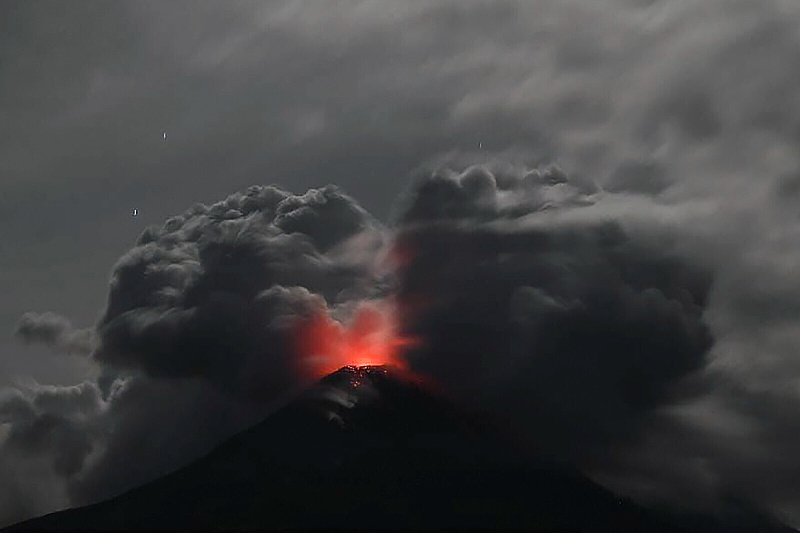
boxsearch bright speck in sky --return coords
[132,208,139,217]
[162,132,167,140]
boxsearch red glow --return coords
[292,300,421,378]
[384,239,415,270]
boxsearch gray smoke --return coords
[395,163,713,466]
[6,0,800,528]
[2,184,389,524]
[15,312,94,356]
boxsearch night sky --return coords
[4,0,800,528]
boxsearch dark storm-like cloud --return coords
[4,161,800,529]
[395,164,713,465]
[1,183,388,525]
[393,159,800,525]
[5,0,800,528]
[14,312,94,355]
[94,184,380,399]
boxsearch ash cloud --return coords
[1,184,388,525]
[15,312,94,356]
[394,156,800,525]
[94,184,381,399]
[395,164,714,465]
[0,382,103,525]
[6,0,800,528]
[4,165,800,529]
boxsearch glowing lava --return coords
[293,300,420,378]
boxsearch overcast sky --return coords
[4,0,800,527]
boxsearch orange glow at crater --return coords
[293,300,421,378]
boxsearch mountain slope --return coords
[7,366,794,531]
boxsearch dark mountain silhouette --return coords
[7,366,795,531]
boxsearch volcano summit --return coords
[7,366,793,531]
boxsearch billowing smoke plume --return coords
[92,184,385,400]
[1,184,391,522]
[394,164,714,466]
[7,1,800,527]
[0,382,103,525]
[393,159,800,523]
[4,162,800,527]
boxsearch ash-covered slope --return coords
[7,366,794,531]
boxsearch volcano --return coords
[7,366,794,531]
